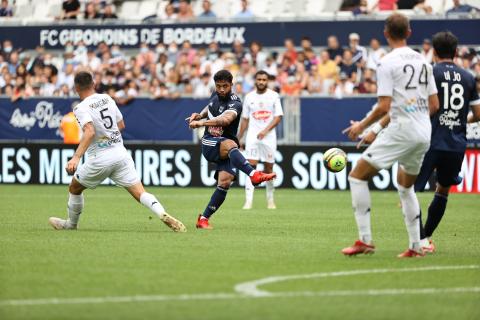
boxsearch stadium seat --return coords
[322,0,343,12]
[119,1,140,20]
[14,4,34,19]
[134,0,159,20]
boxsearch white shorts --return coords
[362,125,430,175]
[244,138,276,163]
[75,155,140,189]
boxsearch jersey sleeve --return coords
[241,94,250,119]
[73,106,93,129]
[426,64,438,96]
[273,94,284,117]
[227,100,242,117]
[376,62,393,97]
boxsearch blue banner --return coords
[1,19,479,50]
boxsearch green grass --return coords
[0,185,479,320]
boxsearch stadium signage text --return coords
[39,27,246,47]
[1,144,479,193]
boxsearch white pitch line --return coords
[1,265,479,307]
[234,265,480,297]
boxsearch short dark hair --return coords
[255,70,269,78]
[385,13,410,40]
[432,31,458,60]
[213,69,233,83]
[74,71,94,91]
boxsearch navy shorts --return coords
[201,136,237,178]
[415,150,464,191]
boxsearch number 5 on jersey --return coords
[100,108,113,129]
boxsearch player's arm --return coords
[189,110,237,128]
[238,117,249,142]
[66,122,95,174]
[343,96,391,141]
[258,116,282,140]
[428,94,440,116]
[356,114,390,149]
[117,120,125,131]
[467,104,480,123]
[188,106,209,124]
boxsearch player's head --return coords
[213,69,233,98]
[74,71,95,95]
[432,31,458,61]
[254,70,269,93]
[384,13,411,43]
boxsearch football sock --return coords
[202,186,228,219]
[424,193,448,238]
[228,148,255,176]
[245,175,254,203]
[266,180,274,201]
[66,193,84,228]
[397,185,421,251]
[140,192,166,219]
[419,209,427,239]
[348,176,372,244]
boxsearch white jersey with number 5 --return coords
[377,46,437,141]
[242,88,284,143]
[73,93,128,165]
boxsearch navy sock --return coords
[419,209,426,239]
[424,193,448,238]
[228,148,254,176]
[202,186,228,219]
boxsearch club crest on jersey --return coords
[219,105,225,113]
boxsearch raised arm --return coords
[189,110,237,128]
[66,122,95,174]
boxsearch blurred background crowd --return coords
[1,0,480,105]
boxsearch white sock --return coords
[420,238,430,247]
[266,180,274,202]
[249,170,257,177]
[140,192,166,220]
[245,175,254,203]
[348,176,372,244]
[398,185,421,251]
[67,193,84,227]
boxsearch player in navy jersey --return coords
[414,31,480,252]
[188,70,276,229]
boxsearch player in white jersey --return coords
[238,70,283,209]
[341,13,439,257]
[48,71,186,232]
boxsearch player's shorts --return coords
[362,125,430,175]
[414,150,464,191]
[74,155,140,189]
[244,138,276,163]
[201,136,237,178]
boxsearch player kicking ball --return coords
[414,31,480,252]
[342,13,439,257]
[188,70,276,229]
[238,70,283,210]
[48,71,186,232]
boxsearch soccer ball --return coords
[323,148,347,172]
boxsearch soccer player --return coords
[414,31,480,252]
[238,70,283,209]
[48,71,186,232]
[342,13,439,258]
[188,70,276,229]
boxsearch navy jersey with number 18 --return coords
[430,62,480,152]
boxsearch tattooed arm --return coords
[189,110,237,128]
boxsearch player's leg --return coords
[49,177,87,230]
[342,158,378,255]
[219,139,276,185]
[112,156,186,232]
[243,159,258,210]
[196,170,234,229]
[261,142,277,209]
[396,167,424,257]
[423,151,464,242]
[264,162,276,209]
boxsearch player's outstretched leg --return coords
[128,183,186,233]
[420,184,449,253]
[49,178,86,230]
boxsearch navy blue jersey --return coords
[203,92,243,144]
[430,62,480,152]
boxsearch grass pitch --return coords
[0,185,479,320]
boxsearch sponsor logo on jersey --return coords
[252,110,272,121]
[208,126,224,137]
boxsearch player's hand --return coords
[356,130,377,149]
[189,120,204,129]
[257,130,268,140]
[187,113,202,124]
[342,120,364,141]
[66,156,80,175]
